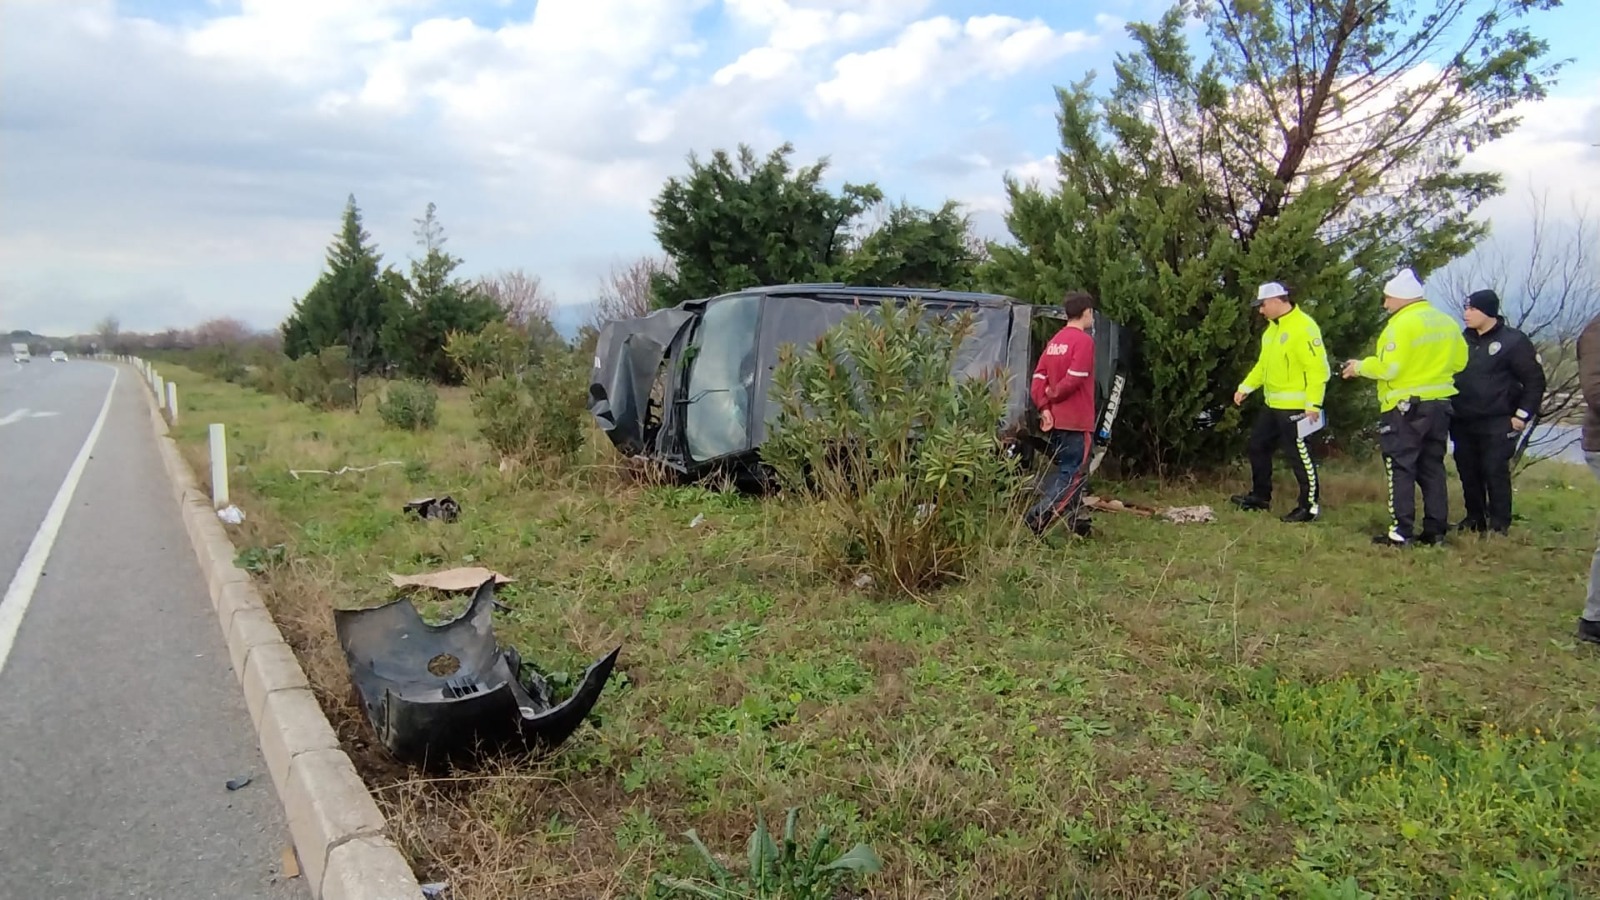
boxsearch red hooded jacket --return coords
[1030,324,1096,433]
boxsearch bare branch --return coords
[191,317,257,348]
[590,255,673,329]
[477,268,554,330]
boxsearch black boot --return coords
[1281,506,1318,523]
[1231,493,1271,512]
[1579,618,1600,645]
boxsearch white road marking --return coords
[0,369,119,678]
[0,410,60,428]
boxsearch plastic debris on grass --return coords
[335,577,620,770]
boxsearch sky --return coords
[2,0,1598,338]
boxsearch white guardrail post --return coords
[209,423,229,509]
[166,381,178,424]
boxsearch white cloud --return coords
[714,46,800,85]
[1463,83,1600,220]
[812,14,1098,118]
[183,0,423,82]
[712,0,929,86]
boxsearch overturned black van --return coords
[586,283,1131,489]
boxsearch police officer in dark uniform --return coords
[1450,289,1546,535]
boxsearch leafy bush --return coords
[652,807,883,899]
[377,380,438,431]
[762,300,1025,595]
[446,321,589,469]
[182,346,249,383]
[280,345,358,410]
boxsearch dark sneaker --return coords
[1455,517,1486,534]
[1416,531,1447,547]
[1579,618,1600,644]
[1231,494,1271,512]
[1281,506,1319,523]
[1071,516,1093,538]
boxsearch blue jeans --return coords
[1026,430,1093,533]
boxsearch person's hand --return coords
[1233,391,1246,406]
[1511,416,1527,433]
[1040,409,1054,432]
[1305,409,1321,425]
[1340,359,1360,379]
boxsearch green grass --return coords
[159,364,1600,899]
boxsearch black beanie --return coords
[1466,289,1501,319]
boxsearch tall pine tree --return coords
[380,203,504,384]
[281,194,388,375]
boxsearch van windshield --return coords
[684,293,761,462]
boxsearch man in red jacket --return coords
[1025,290,1098,536]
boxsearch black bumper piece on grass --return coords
[333,578,620,769]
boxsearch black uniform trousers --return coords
[1450,417,1518,532]
[1247,408,1319,510]
[1378,399,1452,539]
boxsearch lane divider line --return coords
[0,368,118,677]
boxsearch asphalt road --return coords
[0,359,306,900]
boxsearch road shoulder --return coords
[132,361,425,900]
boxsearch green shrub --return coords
[466,374,536,462]
[762,299,1026,595]
[183,346,249,383]
[377,380,438,431]
[446,322,589,469]
[282,345,358,411]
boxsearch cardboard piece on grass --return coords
[388,567,514,592]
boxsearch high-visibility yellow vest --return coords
[1239,306,1331,410]
[1356,301,1469,412]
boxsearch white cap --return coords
[1253,282,1288,307]
[1383,268,1425,301]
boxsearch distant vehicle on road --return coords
[11,343,29,363]
[49,350,67,362]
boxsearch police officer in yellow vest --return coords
[1231,281,1331,522]
[1341,268,1468,547]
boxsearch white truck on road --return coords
[11,342,30,363]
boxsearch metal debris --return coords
[404,496,461,523]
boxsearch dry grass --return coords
[162,364,1600,900]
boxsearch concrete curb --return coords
[130,364,426,900]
